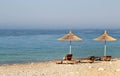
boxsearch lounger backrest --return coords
[65,54,72,60]
[87,56,95,61]
[101,56,112,61]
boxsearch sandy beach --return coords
[0,58,119,76]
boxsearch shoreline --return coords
[0,57,120,66]
[0,60,53,66]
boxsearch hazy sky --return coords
[0,0,120,29]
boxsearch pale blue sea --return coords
[0,29,119,64]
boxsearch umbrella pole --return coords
[69,41,72,54]
[104,40,107,56]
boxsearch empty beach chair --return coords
[101,56,112,61]
[79,56,95,63]
[64,54,73,60]
[56,54,78,64]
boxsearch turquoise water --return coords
[0,29,119,64]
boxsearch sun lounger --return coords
[94,56,112,61]
[101,56,112,61]
[80,59,93,63]
[64,54,73,60]
[56,54,79,64]
[79,56,95,63]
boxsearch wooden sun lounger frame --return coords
[56,54,79,64]
[100,56,112,61]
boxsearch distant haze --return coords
[0,0,120,29]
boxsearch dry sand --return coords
[0,58,120,76]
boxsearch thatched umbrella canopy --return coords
[58,30,82,54]
[94,30,117,56]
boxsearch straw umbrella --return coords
[58,30,82,54]
[94,30,117,56]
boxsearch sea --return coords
[0,29,119,64]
